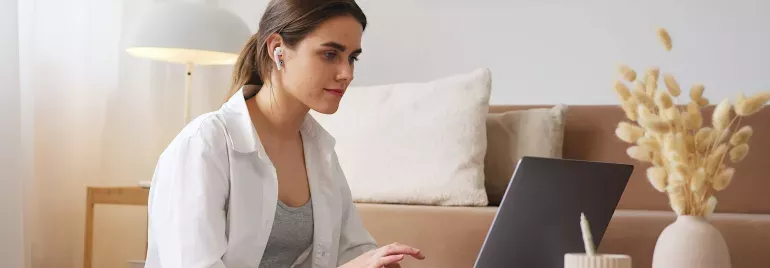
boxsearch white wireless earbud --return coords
[273,47,283,70]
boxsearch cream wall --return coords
[351,0,770,105]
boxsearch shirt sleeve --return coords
[333,151,379,266]
[148,133,230,268]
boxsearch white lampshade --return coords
[124,2,252,65]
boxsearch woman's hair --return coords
[226,0,367,101]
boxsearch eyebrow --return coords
[321,41,362,54]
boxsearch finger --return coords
[378,244,425,260]
[375,254,404,267]
[382,244,425,260]
[379,244,418,256]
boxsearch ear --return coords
[266,33,284,62]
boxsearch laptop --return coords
[473,156,633,268]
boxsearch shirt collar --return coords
[221,87,336,156]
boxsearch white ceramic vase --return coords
[652,216,731,268]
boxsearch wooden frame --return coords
[83,186,150,268]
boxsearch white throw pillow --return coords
[312,68,492,206]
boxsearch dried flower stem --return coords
[695,114,743,214]
[707,116,741,166]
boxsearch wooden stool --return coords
[83,186,150,268]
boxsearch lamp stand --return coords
[184,62,193,123]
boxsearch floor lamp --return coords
[124,2,251,124]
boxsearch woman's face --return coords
[273,15,363,114]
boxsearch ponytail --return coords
[225,33,263,103]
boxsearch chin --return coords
[310,102,340,115]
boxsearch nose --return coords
[336,63,354,83]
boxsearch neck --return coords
[247,83,308,139]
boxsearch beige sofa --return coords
[355,105,770,268]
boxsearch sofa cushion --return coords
[484,105,567,205]
[313,68,492,206]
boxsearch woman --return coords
[143,0,425,267]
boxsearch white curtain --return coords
[14,0,263,267]
[1,0,27,267]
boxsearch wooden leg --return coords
[84,188,94,268]
[145,218,148,258]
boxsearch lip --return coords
[324,88,345,97]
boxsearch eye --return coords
[323,51,337,60]
[349,56,359,64]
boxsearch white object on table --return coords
[581,212,596,256]
[567,212,633,267]
[564,253,632,268]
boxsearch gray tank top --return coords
[258,199,314,268]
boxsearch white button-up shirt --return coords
[144,88,378,268]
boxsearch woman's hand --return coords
[340,243,425,268]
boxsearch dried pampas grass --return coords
[647,167,668,192]
[611,27,769,217]
[614,80,631,101]
[663,74,681,97]
[729,144,749,163]
[697,97,710,107]
[695,127,716,154]
[618,64,637,82]
[690,84,710,107]
[712,99,733,131]
[645,70,659,94]
[655,90,674,110]
[683,102,703,130]
[663,107,681,124]
[712,168,735,191]
[615,122,645,143]
[657,28,672,51]
[621,100,639,121]
[735,92,770,116]
[689,168,708,193]
[633,88,656,111]
[707,144,728,175]
[645,68,660,83]
[627,146,652,162]
[730,126,753,145]
[690,84,704,100]
[637,136,661,152]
